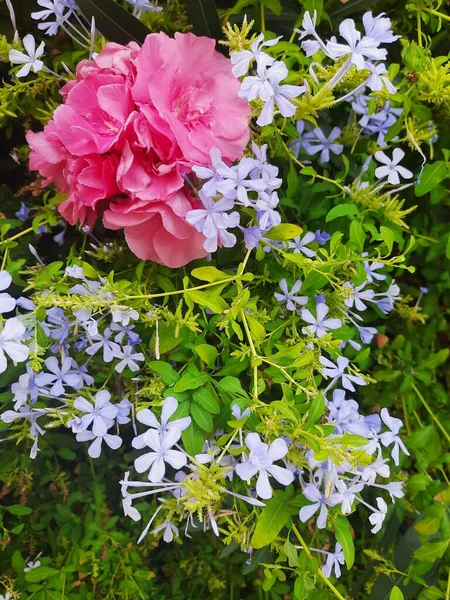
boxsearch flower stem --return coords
[291,523,347,600]
[0,226,34,247]
[421,7,450,23]
[412,383,450,444]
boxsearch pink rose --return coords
[103,190,207,268]
[26,33,250,267]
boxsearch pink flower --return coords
[26,33,250,267]
[103,190,207,268]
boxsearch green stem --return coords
[412,383,450,444]
[291,524,347,600]
[260,2,265,31]
[240,309,259,400]
[417,10,423,47]
[0,226,34,247]
[124,276,238,301]
[421,7,450,22]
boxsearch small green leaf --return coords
[190,402,213,432]
[414,539,449,563]
[305,395,325,427]
[349,220,365,253]
[380,226,396,254]
[326,204,359,222]
[194,344,218,368]
[267,223,303,241]
[181,422,204,455]
[4,505,33,516]
[193,388,220,414]
[25,566,60,582]
[334,516,355,569]
[389,587,404,600]
[415,162,448,197]
[216,376,248,397]
[184,289,228,313]
[174,366,209,393]
[251,491,291,549]
[148,361,181,385]
[190,266,229,282]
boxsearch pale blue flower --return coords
[288,232,316,257]
[301,304,342,338]
[74,390,118,436]
[274,279,308,311]
[303,127,343,164]
[235,433,294,499]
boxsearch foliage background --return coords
[0,0,449,598]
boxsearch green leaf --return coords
[349,220,365,253]
[384,115,404,143]
[173,367,208,393]
[414,539,449,563]
[305,395,325,427]
[418,349,449,370]
[267,223,303,241]
[25,566,60,582]
[251,491,291,549]
[151,323,180,354]
[190,402,213,431]
[193,388,220,414]
[246,314,266,342]
[194,344,218,368]
[380,226,396,254]
[334,516,355,569]
[300,270,328,294]
[4,504,33,516]
[184,289,229,313]
[181,423,204,455]
[216,376,248,397]
[185,0,224,48]
[76,0,150,45]
[389,587,404,600]
[326,204,359,222]
[148,361,180,385]
[415,162,448,197]
[190,266,229,282]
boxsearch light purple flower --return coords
[73,390,118,436]
[378,408,409,466]
[299,483,334,529]
[76,430,122,458]
[134,428,188,483]
[132,396,191,449]
[115,345,144,373]
[0,271,16,314]
[275,279,308,311]
[302,304,342,338]
[319,356,366,391]
[375,149,413,185]
[38,356,82,396]
[326,19,387,70]
[322,543,345,578]
[288,232,316,257]
[235,433,294,499]
[303,127,343,164]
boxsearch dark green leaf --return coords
[77,0,150,45]
[190,402,213,431]
[251,491,291,549]
[185,0,224,49]
[415,162,448,197]
[334,516,355,569]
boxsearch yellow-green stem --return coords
[412,383,450,444]
[291,523,347,600]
